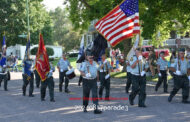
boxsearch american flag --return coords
[95,0,140,47]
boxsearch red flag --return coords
[35,34,50,81]
[95,0,140,47]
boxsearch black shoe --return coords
[129,95,134,105]
[125,88,129,93]
[41,98,45,101]
[65,89,71,93]
[36,86,39,88]
[182,100,190,104]
[83,108,87,113]
[99,95,102,100]
[59,87,62,92]
[168,96,172,102]
[23,93,26,96]
[164,91,168,93]
[105,97,110,101]
[94,109,102,114]
[29,94,34,97]
[50,99,55,102]
[4,89,8,91]
[138,104,147,107]
[78,83,81,86]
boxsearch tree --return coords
[65,0,139,72]
[0,0,53,47]
[140,0,190,46]
[49,7,81,52]
[31,47,54,56]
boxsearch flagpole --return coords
[26,0,30,35]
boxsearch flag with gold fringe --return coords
[35,34,50,81]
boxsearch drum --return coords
[66,69,76,79]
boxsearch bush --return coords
[31,47,54,56]
[68,53,78,57]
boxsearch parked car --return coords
[141,46,170,59]
[118,45,170,66]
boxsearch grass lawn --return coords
[51,57,77,68]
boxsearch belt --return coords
[99,71,107,73]
[100,70,107,73]
[0,72,7,75]
[160,70,167,71]
[174,73,187,77]
[131,73,140,76]
[83,77,96,80]
[60,70,67,72]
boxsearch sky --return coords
[42,0,65,11]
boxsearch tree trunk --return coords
[122,38,132,72]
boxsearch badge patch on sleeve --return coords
[130,57,133,61]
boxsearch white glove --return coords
[60,69,63,72]
[138,55,143,61]
[85,73,91,78]
[97,82,100,87]
[3,65,6,68]
[105,74,110,79]
[176,70,182,75]
[158,73,162,77]
[188,76,190,81]
[49,70,53,73]
[103,60,107,64]
[141,71,146,76]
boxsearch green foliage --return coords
[49,7,81,52]
[0,0,53,46]
[65,0,190,48]
[30,47,54,56]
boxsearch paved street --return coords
[0,71,190,122]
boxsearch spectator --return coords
[148,49,157,77]
[12,56,18,72]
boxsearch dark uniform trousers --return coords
[34,70,41,88]
[169,74,189,101]
[129,74,146,106]
[126,72,132,92]
[41,76,54,100]
[59,70,69,91]
[22,73,34,96]
[78,75,83,85]
[99,72,110,99]
[83,78,98,108]
[156,70,168,92]
[0,73,8,90]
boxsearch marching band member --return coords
[98,54,112,100]
[0,53,8,91]
[57,53,72,93]
[125,59,132,93]
[129,48,149,107]
[168,48,190,103]
[22,57,34,97]
[80,51,102,114]
[41,62,55,102]
[34,59,41,88]
[155,51,168,93]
